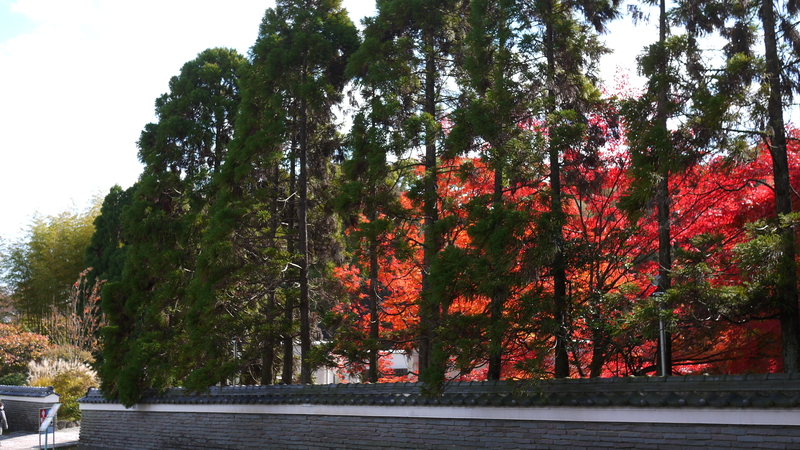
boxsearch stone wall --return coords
[78,409,800,450]
[77,375,800,450]
[0,386,60,432]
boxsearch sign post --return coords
[38,403,60,450]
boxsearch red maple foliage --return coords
[328,105,800,380]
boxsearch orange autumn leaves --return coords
[330,124,800,381]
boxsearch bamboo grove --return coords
[81,0,800,406]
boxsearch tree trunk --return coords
[368,199,380,383]
[419,30,440,380]
[263,338,275,385]
[654,0,673,376]
[488,166,506,381]
[656,176,672,375]
[299,80,311,384]
[282,307,294,384]
[545,0,570,379]
[551,147,569,378]
[262,292,276,385]
[588,327,608,378]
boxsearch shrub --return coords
[42,345,94,365]
[0,324,50,375]
[28,359,97,420]
[0,372,27,386]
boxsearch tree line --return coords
[3,0,800,406]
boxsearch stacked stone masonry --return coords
[77,411,800,450]
[0,385,60,432]
[77,374,800,450]
[4,399,44,432]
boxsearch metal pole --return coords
[232,337,239,386]
[652,275,669,377]
[658,294,668,377]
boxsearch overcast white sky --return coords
[0,0,653,241]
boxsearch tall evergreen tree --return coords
[621,0,677,375]
[99,48,245,406]
[335,110,410,382]
[446,0,543,381]
[681,0,800,371]
[622,0,775,375]
[347,0,467,391]
[758,0,800,372]
[534,0,619,378]
[187,0,358,387]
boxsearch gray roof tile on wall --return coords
[78,374,800,409]
[0,385,56,397]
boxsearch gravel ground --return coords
[0,427,80,449]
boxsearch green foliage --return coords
[620,0,745,221]
[84,185,136,287]
[625,294,677,341]
[80,0,800,392]
[734,213,800,304]
[98,48,245,407]
[0,202,100,331]
[0,372,27,386]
